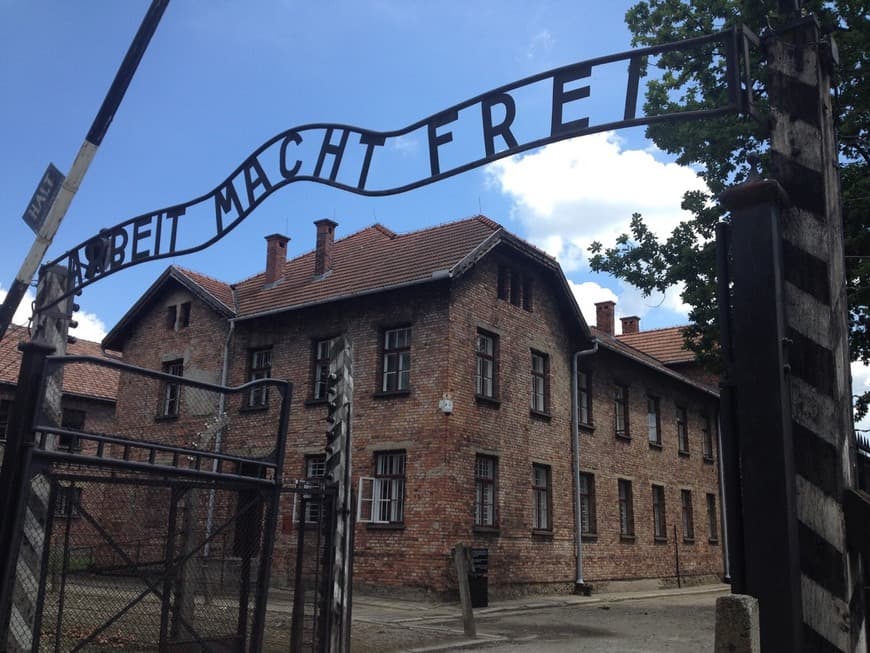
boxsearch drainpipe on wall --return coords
[572,338,598,594]
[204,318,235,555]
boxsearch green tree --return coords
[588,0,870,420]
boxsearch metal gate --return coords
[0,349,292,652]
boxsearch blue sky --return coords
[1,0,706,338]
[4,2,867,427]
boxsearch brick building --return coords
[0,324,119,447]
[102,215,723,596]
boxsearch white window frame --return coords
[475,332,496,398]
[382,327,411,392]
[357,451,406,524]
[247,348,272,407]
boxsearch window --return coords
[381,327,411,393]
[303,455,326,524]
[647,395,661,447]
[161,360,183,417]
[59,408,85,451]
[179,302,191,328]
[496,265,533,311]
[55,485,82,518]
[247,348,272,408]
[530,351,549,414]
[681,489,695,542]
[0,399,12,439]
[474,455,497,527]
[706,493,719,543]
[618,479,635,538]
[532,464,551,531]
[702,414,715,461]
[676,406,689,454]
[358,451,406,524]
[497,266,509,300]
[579,472,597,535]
[166,302,191,330]
[475,331,498,399]
[652,484,667,541]
[312,339,332,400]
[510,271,522,306]
[614,384,629,439]
[577,370,591,425]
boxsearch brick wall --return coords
[576,348,723,585]
[105,249,723,596]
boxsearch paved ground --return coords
[348,584,728,652]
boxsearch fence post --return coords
[0,340,54,649]
[453,544,476,638]
[719,16,868,651]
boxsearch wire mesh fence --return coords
[36,468,273,652]
[2,354,295,652]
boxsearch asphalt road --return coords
[350,591,720,652]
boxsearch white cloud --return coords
[568,279,690,333]
[389,135,420,157]
[486,131,707,272]
[567,280,617,327]
[0,284,107,343]
[524,29,554,61]
[853,361,870,435]
[0,284,37,328]
[73,309,108,343]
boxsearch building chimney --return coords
[621,316,640,335]
[314,218,338,277]
[264,234,289,285]
[595,301,616,335]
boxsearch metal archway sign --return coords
[46,27,757,302]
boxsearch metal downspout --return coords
[204,318,235,554]
[572,339,598,591]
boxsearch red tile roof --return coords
[592,326,716,397]
[0,325,119,401]
[234,216,503,318]
[175,267,235,312]
[616,326,695,365]
[104,215,590,348]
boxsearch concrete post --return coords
[715,595,760,653]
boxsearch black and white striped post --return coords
[325,337,353,653]
[720,16,867,652]
[0,0,169,342]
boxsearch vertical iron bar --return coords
[715,220,744,591]
[290,494,307,653]
[317,495,336,652]
[32,469,56,653]
[725,27,742,113]
[249,487,278,653]
[673,524,682,589]
[343,491,356,653]
[236,501,253,648]
[624,56,642,121]
[158,487,181,653]
[53,481,74,653]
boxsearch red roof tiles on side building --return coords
[616,325,695,365]
[0,324,119,401]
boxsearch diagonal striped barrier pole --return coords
[0,0,169,342]
[721,15,867,652]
